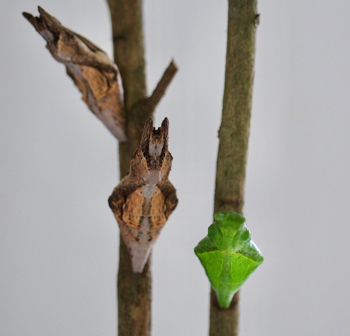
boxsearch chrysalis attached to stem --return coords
[195,212,264,308]
[23,7,126,141]
[109,118,178,273]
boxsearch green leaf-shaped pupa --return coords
[194,212,264,308]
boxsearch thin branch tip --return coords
[169,59,178,71]
[146,60,178,114]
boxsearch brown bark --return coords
[105,2,151,333]
[106,1,177,335]
[210,1,258,335]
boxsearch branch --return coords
[22,3,178,336]
[22,7,127,141]
[147,60,178,113]
[106,0,178,331]
[129,60,178,125]
[106,0,154,335]
[210,0,258,335]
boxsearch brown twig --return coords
[106,0,178,335]
[210,0,258,335]
[147,60,178,112]
[128,60,178,132]
[106,0,152,332]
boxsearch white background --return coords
[1,1,350,335]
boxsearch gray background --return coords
[1,1,350,335]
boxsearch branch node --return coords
[254,13,261,27]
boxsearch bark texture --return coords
[210,1,258,335]
[106,1,177,335]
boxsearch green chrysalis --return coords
[194,212,264,308]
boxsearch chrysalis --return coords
[109,118,178,273]
[194,212,264,308]
[23,7,126,141]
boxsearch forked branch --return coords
[129,60,178,128]
[23,7,178,144]
[148,60,178,113]
[23,5,178,336]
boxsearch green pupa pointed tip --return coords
[216,290,236,308]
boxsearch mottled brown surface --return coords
[23,7,126,141]
[122,187,166,231]
[109,118,177,273]
[23,4,178,335]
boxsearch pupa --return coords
[108,117,178,272]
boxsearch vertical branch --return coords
[210,1,258,335]
[106,2,177,335]
[106,1,151,335]
[23,4,177,335]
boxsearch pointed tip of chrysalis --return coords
[216,289,236,308]
[130,247,152,273]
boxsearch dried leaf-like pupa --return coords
[23,7,126,141]
[109,118,178,272]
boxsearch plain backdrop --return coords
[1,1,350,335]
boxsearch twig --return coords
[107,1,151,334]
[147,60,178,112]
[210,0,258,335]
[106,0,178,335]
[129,60,178,128]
